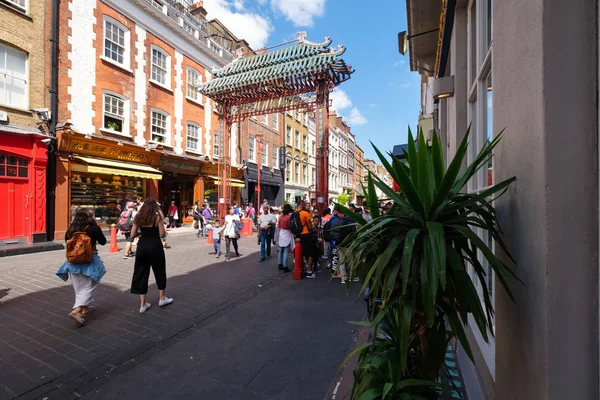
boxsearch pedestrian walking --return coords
[297,200,317,278]
[56,209,107,326]
[117,202,136,258]
[193,201,204,238]
[220,205,241,261]
[129,197,173,313]
[202,203,213,237]
[211,219,222,258]
[330,206,358,284]
[257,204,277,262]
[167,201,178,229]
[246,202,256,227]
[277,204,294,272]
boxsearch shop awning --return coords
[207,175,246,188]
[72,156,163,180]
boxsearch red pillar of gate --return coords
[315,79,330,215]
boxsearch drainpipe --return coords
[47,0,59,241]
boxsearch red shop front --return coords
[0,126,49,244]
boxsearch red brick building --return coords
[52,0,248,237]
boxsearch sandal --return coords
[68,312,85,326]
[81,305,95,316]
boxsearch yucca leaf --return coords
[417,128,433,213]
[399,303,413,373]
[431,132,445,188]
[420,247,435,327]
[407,127,418,185]
[452,224,522,289]
[401,229,419,295]
[366,173,381,219]
[357,388,383,400]
[426,222,446,290]
[429,124,471,216]
[439,300,474,362]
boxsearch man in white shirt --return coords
[257,204,277,262]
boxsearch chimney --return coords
[189,1,208,18]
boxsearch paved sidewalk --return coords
[0,232,364,399]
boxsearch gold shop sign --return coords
[69,141,150,163]
[159,158,201,173]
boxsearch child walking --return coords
[212,220,222,258]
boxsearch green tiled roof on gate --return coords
[197,35,354,104]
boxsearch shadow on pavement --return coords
[0,236,364,400]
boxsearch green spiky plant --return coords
[339,127,518,399]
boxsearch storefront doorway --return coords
[159,172,196,224]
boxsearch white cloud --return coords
[348,107,368,125]
[369,104,377,108]
[393,60,406,67]
[202,0,273,49]
[330,88,352,111]
[270,0,326,27]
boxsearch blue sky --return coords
[202,0,421,160]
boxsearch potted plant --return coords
[340,128,518,399]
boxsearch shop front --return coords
[200,162,245,213]
[55,130,162,238]
[244,163,284,208]
[0,126,49,244]
[157,154,202,225]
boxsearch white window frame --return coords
[286,158,291,182]
[186,67,202,104]
[186,122,201,153]
[272,114,279,130]
[248,134,256,163]
[150,45,171,89]
[295,130,300,150]
[302,134,308,153]
[261,114,268,126]
[5,0,27,12]
[294,160,300,183]
[0,43,28,110]
[102,17,130,71]
[286,125,292,146]
[273,145,279,169]
[302,163,307,185]
[150,109,171,145]
[466,0,496,379]
[148,0,164,13]
[207,39,222,56]
[101,90,130,136]
[261,142,268,167]
[213,131,220,158]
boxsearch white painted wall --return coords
[173,50,184,154]
[203,70,212,156]
[67,0,96,134]
[134,25,147,146]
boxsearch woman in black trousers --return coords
[129,198,173,313]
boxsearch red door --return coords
[0,179,31,242]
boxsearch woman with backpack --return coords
[117,201,136,258]
[129,197,173,313]
[277,204,294,273]
[56,209,107,326]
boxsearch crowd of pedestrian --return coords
[56,194,374,327]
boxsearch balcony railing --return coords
[144,0,234,62]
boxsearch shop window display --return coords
[70,173,144,225]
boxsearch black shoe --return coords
[278,264,284,270]
[283,267,291,273]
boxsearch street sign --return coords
[279,146,286,169]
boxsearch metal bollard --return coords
[109,224,119,253]
[293,237,303,280]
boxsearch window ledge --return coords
[185,96,205,107]
[0,103,30,114]
[99,128,132,138]
[150,140,172,148]
[149,80,173,93]
[99,56,134,74]
[185,148,203,155]
[0,1,31,20]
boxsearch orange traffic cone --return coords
[207,232,214,245]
